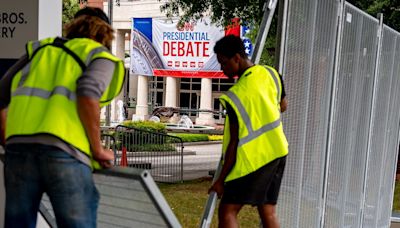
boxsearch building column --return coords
[165,77,177,107]
[112,29,126,122]
[133,75,149,120]
[196,78,215,125]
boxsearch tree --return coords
[160,0,266,27]
[160,0,277,65]
[348,0,400,31]
[62,0,80,27]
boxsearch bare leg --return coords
[257,204,280,228]
[218,203,243,228]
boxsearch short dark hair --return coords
[214,35,247,58]
[74,7,110,25]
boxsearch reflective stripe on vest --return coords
[85,46,109,65]
[13,38,124,107]
[7,37,125,170]
[13,86,77,101]
[265,66,281,102]
[225,91,281,147]
[220,65,288,182]
[18,41,42,88]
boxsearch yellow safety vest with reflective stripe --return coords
[220,65,288,182]
[6,37,125,169]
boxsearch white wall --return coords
[38,0,62,39]
[104,0,166,30]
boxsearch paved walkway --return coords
[181,143,222,181]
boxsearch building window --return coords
[212,78,235,92]
[149,76,165,108]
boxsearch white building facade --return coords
[105,0,236,125]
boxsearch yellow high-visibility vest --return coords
[220,65,288,182]
[6,37,125,169]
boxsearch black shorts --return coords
[221,156,286,206]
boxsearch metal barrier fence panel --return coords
[113,125,184,183]
[277,0,340,227]
[362,25,397,228]
[375,27,400,228]
[280,0,400,227]
[324,3,379,228]
[379,33,400,227]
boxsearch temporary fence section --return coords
[113,125,184,183]
[39,167,181,228]
[278,0,400,228]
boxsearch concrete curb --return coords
[182,141,222,146]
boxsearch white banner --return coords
[130,18,226,78]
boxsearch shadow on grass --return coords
[158,177,261,227]
[159,180,400,227]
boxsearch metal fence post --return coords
[320,1,346,227]
[359,13,383,227]
[251,0,279,64]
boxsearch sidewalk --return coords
[181,143,222,181]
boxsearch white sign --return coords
[152,19,224,72]
[131,18,226,78]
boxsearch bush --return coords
[208,135,223,141]
[117,143,176,152]
[122,120,166,133]
[169,133,209,142]
[116,121,170,151]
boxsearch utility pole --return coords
[105,0,113,126]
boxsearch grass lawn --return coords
[394,181,399,212]
[159,180,400,227]
[158,178,259,227]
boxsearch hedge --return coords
[122,120,166,133]
[169,133,223,142]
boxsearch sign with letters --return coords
[0,0,61,59]
[0,0,38,59]
[130,18,252,78]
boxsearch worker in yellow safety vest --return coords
[0,7,124,228]
[209,35,288,228]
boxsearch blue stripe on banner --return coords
[133,18,153,42]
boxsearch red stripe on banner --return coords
[153,69,228,79]
[225,18,240,36]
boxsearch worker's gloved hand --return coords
[93,148,115,168]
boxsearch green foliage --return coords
[160,0,280,66]
[169,133,209,142]
[122,120,167,133]
[121,143,176,152]
[394,181,400,212]
[168,133,223,142]
[208,134,223,141]
[160,0,265,28]
[158,179,259,227]
[348,0,400,31]
[62,0,80,27]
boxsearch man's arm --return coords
[209,104,239,197]
[0,109,6,146]
[279,74,288,112]
[77,96,114,167]
[76,59,116,168]
[0,54,29,146]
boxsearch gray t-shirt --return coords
[0,53,116,167]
